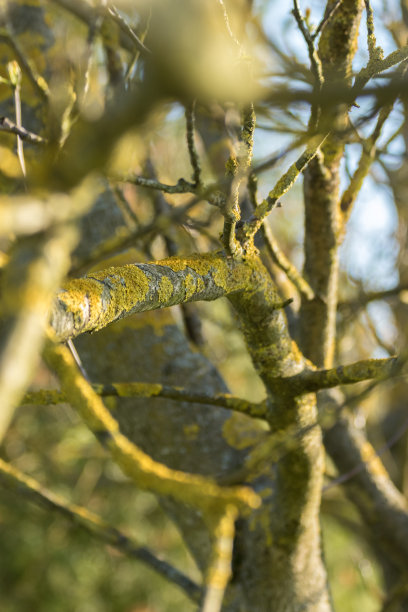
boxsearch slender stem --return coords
[0,457,202,603]
[185,101,202,187]
[0,116,46,143]
[22,382,268,419]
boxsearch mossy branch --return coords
[0,457,202,603]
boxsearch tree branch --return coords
[50,252,276,342]
[285,357,399,393]
[42,341,260,517]
[0,115,46,144]
[22,382,268,419]
[0,457,202,603]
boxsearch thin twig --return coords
[185,101,202,187]
[364,0,378,60]
[243,132,328,241]
[22,382,268,419]
[0,457,202,603]
[124,175,197,194]
[0,30,49,100]
[7,62,26,177]
[200,507,237,612]
[323,414,408,492]
[312,0,344,41]
[262,222,315,300]
[0,116,46,144]
[107,5,151,57]
[292,1,324,88]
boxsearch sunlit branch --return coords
[0,225,78,444]
[364,0,378,61]
[200,506,237,612]
[0,457,202,603]
[353,44,408,94]
[50,252,266,342]
[8,61,26,177]
[43,342,260,516]
[292,0,324,112]
[262,222,315,301]
[0,30,49,100]
[340,99,396,217]
[243,132,328,241]
[284,357,399,394]
[106,5,151,57]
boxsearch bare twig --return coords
[0,116,46,144]
[0,30,49,100]
[185,101,202,187]
[243,132,328,241]
[292,1,324,88]
[124,175,196,194]
[262,222,315,301]
[7,62,26,177]
[107,5,151,57]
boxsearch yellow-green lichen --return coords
[111,382,164,398]
[225,155,238,176]
[222,413,264,450]
[184,273,197,300]
[183,423,200,440]
[157,275,174,303]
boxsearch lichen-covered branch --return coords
[243,132,328,242]
[22,383,268,419]
[0,457,202,603]
[42,341,260,517]
[340,62,406,219]
[50,252,272,342]
[299,0,363,368]
[285,357,399,393]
